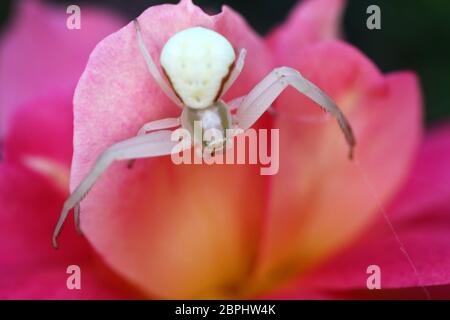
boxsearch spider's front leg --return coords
[52,130,183,248]
[234,67,356,158]
[127,117,180,169]
[134,19,183,108]
[136,117,180,136]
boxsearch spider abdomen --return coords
[160,27,235,109]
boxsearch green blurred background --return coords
[1,0,449,126]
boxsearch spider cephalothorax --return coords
[52,19,355,248]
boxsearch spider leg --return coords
[227,96,244,113]
[52,130,183,249]
[227,66,299,117]
[127,117,180,169]
[235,67,356,158]
[220,48,247,98]
[134,19,183,107]
[136,117,180,136]
[74,203,82,235]
[227,96,275,118]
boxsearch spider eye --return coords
[160,27,235,109]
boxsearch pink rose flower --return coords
[1,0,449,299]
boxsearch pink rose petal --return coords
[0,0,134,299]
[388,124,450,221]
[269,283,450,300]
[0,0,123,135]
[287,124,450,294]
[0,164,134,299]
[4,94,73,171]
[267,0,345,59]
[253,41,422,294]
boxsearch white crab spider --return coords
[52,19,355,248]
